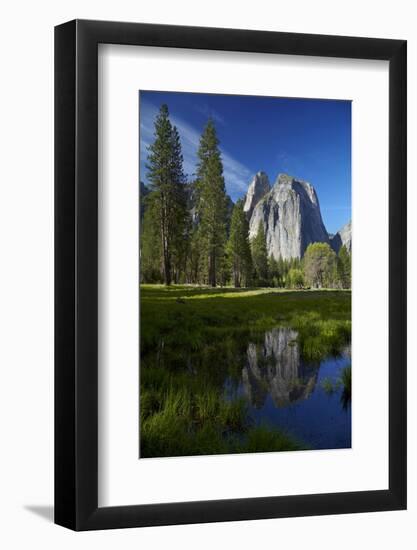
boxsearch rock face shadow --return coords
[24,505,54,523]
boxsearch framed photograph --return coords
[55,19,406,530]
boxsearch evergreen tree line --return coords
[141,104,351,289]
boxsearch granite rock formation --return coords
[329,220,352,254]
[248,173,330,260]
[243,171,271,219]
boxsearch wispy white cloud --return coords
[194,103,226,126]
[221,152,253,196]
[139,99,253,200]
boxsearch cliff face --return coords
[243,171,271,219]
[248,174,329,260]
[330,220,352,254]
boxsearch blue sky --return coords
[139,91,351,234]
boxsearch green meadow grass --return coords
[140,382,303,458]
[140,285,351,356]
[140,285,351,457]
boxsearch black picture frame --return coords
[55,19,407,531]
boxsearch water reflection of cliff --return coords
[242,328,319,409]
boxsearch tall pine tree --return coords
[146,105,188,285]
[169,125,190,283]
[196,119,228,287]
[140,195,162,283]
[251,222,269,285]
[227,200,252,287]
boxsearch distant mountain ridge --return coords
[329,220,352,254]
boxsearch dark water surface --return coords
[145,326,351,452]
[224,328,351,450]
